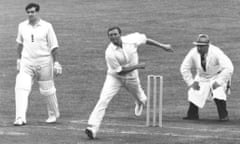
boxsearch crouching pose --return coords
[180,34,234,121]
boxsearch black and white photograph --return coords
[0,0,240,143]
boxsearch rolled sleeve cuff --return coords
[136,33,147,45]
[51,45,59,50]
[141,34,147,44]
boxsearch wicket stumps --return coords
[146,75,163,127]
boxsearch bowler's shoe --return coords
[134,99,146,116]
[46,116,57,123]
[219,116,229,122]
[183,116,199,120]
[46,113,60,123]
[134,102,144,116]
[85,127,96,139]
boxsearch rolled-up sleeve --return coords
[123,32,147,47]
[134,33,147,46]
[16,24,23,44]
[47,24,59,50]
[180,49,195,86]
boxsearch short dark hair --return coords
[107,26,121,35]
[25,3,40,12]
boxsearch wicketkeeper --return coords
[180,34,234,121]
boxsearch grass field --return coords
[1,0,240,143]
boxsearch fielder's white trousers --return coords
[188,76,229,108]
[88,74,147,131]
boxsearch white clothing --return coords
[15,61,59,121]
[88,32,147,131]
[188,76,229,108]
[16,19,58,65]
[88,75,146,127]
[106,32,147,79]
[15,19,59,123]
[180,44,234,108]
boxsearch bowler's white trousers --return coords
[188,76,229,108]
[88,74,147,130]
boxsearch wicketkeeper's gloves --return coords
[54,61,62,76]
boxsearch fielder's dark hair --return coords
[25,3,40,12]
[107,26,122,35]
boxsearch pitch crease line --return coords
[70,119,240,133]
[26,125,240,141]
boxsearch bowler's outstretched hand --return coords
[164,44,174,52]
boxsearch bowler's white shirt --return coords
[180,44,234,86]
[105,32,147,79]
[16,19,59,65]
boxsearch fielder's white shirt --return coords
[16,19,59,65]
[105,32,147,79]
[180,44,234,87]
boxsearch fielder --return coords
[14,3,62,126]
[85,26,173,139]
[180,34,233,121]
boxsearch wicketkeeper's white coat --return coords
[180,44,234,108]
